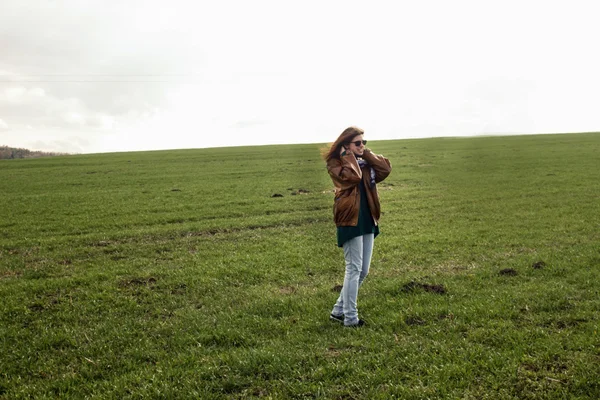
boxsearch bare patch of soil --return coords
[531,261,546,269]
[332,284,343,293]
[541,318,587,329]
[278,286,297,295]
[499,268,518,276]
[119,277,157,288]
[0,270,23,280]
[28,303,45,312]
[170,283,187,295]
[438,312,456,320]
[402,281,447,295]
[325,344,347,358]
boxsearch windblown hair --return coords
[322,126,365,162]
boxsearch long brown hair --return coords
[322,126,364,161]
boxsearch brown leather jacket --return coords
[327,148,392,227]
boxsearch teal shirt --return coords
[336,180,380,247]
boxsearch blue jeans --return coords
[331,233,374,326]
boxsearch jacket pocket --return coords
[333,190,358,224]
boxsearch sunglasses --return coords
[349,140,367,147]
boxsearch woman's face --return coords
[347,134,365,157]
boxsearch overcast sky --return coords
[1,0,599,154]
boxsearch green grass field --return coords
[1,133,599,399]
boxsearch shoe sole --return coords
[330,314,344,323]
[344,320,366,328]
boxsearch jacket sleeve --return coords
[327,153,362,191]
[362,149,392,183]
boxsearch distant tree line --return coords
[0,145,71,159]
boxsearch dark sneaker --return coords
[345,319,366,328]
[330,313,344,323]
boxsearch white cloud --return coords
[0,118,8,130]
[0,83,119,135]
[63,112,86,126]
[4,87,28,103]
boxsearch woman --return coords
[325,126,392,327]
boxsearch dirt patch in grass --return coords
[541,318,588,330]
[331,284,343,293]
[401,281,447,295]
[28,303,45,312]
[325,345,349,358]
[438,312,456,321]
[499,268,518,276]
[531,261,546,269]
[278,286,297,295]
[0,269,22,280]
[119,277,158,288]
[92,240,112,247]
[27,289,69,312]
[170,283,187,295]
[518,355,570,385]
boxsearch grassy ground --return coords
[1,133,599,399]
